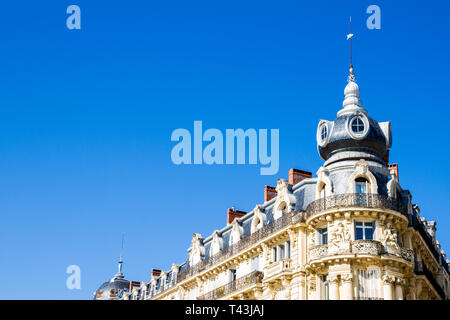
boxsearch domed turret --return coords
[94,239,132,300]
[317,66,391,166]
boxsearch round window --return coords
[351,117,365,134]
[347,114,369,140]
[317,121,330,146]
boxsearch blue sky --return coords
[1,1,449,299]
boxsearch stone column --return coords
[382,275,395,300]
[298,274,306,300]
[341,274,354,300]
[395,278,404,300]
[329,275,340,300]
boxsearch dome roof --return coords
[94,277,130,300]
[93,257,131,300]
[316,66,390,163]
[318,112,388,161]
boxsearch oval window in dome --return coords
[351,117,365,135]
[320,124,328,141]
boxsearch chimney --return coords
[151,269,161,278]
[129,281,141,291]
[264,185,277,202]
[289,168,312,185]
[388,163,399,183]
[383,150,390,166]
[227,207,246,224]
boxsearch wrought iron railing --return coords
[176,212,302,284]
[415,261,446,300]
[197,271,264,300]
[305,193,408,221]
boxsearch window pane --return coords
[355,227,363,240]
[280,245,285,259]
[356,182,367,194]
[365,227,374,240]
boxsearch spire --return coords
[347,16,355,83]
[338,18,366,117]
[113,234,125,280]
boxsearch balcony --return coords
[308,240,414,263]
[309,244,328,260]
[415,261,446,300]
[197,271,264,300]
[264,259,292,279]
[177,212,302,283]
[351,240,382,255]
[305,193,407,221]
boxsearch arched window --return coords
[355,177,369,194]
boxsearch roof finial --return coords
[114,234,125,279]
[347,16,355,82]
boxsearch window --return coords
[355,177,368,194]
[318,228,328,245]
[273,247,278,262]
[229,269,237,282]
[287,241,291,259]
[251,255,260,271]
[321,275,330,300]
[279,244,285,260]
[356,268,380,299]
[351,117,365,134]
[355,221,375,240]
[321,124,328,141]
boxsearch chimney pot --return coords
[289,168,312,185]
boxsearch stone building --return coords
[95,63,450,301]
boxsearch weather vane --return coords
[346,16,355,82]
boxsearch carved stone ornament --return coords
[341,274,353,283]
[382,274,396,285]
[328,221,351,254]
[382,222,400,251]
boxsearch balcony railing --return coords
[197,271,264,300]
[308,240,414,263]
[305,193,408,221]
[176,212,302,284]
[309,244,328,260]
[352,240,382,255]
[264,259,292,278]
[415,261,446,300]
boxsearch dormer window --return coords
[110,289,117,297]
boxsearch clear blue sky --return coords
[1,1,449,299]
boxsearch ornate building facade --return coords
[95,64,450,301]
